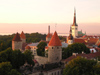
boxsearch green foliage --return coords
[24,50,34,66]
[63,57,97,75]
[9,69,21,75]
[11,50,25,69]
[0,48,25,69]
[0,62,21,75]
[62,43,90,59]
[37,42,47,56]
[26,32,46,43]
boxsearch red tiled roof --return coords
[46,33,52,38]
[97,42,100,46]
[20,31,26,39]
[64,52,100,63]
[25,46,31,50]
[88,38,98,45]
[48,31,62,46]
[45,46,48,49]
[74,38,87,44]
[12,32,22,41]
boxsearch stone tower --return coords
[71,8,78,38]
[20,31,26,44]
[46,26,52,41]
[67,26,73,45]
[12,32,22,50]
[48,31,62,63]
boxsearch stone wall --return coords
[48,46,62,63]
[12,41,22,50]
[34,56,48,65]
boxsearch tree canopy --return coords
[63,57,100,75]
[62,43,90,59]
[24,50,34,66]
[0,62,21,75]
[37,42,47,56]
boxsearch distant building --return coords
[71,8,78,38]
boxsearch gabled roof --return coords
[20,31,26,39]
[12,32,22,41]
[48,31,62,46]
[88,38,99,46]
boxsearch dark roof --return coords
[64,52,100,63]
[68,34,73,40]
[12,32,22,41]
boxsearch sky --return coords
[0,0,100,35]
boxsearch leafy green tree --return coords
[0,62,21,75]
[24,50,34,66]
[9,69,21,75]
[37,42,47,56]
[63,57,97,75]
[11,50,25,69]
[62,43,90,59]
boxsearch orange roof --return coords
[12,32,22,41]
[48,31,62,46]
[46,33,52,38]
[20,31,26,39]
[74,38,87,44]
[87,38,99,45]
[25,46,31,50]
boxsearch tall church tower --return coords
[20,31,26,44]
[46,26,52,41]
[48,31,62,63]
[12,32,22,50]
[71,8,78,38]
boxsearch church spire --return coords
[73,8,76,24]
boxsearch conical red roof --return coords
[46,33,52,38]
[12,32,22,41]
[20,31,26,39]
[48,31,62,46]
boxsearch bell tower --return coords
[71,8,78,38]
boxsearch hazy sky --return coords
[0,0,100,35]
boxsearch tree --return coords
[63,57,97,75]
[37,42,47,56]
[24,50,34,66]
[0,62,21,75]
[11,50,25,69]
[62,43,90,59]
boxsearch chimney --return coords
[72,53,78,56]
[48,25,50,34]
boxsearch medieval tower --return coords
[71,8,78,38]
[48,31,62,63]
[12,32,22,50]
[46,25,52,41]
[20,31,26,44]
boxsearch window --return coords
[52,47,53,49]
[57,47,59,49]
[52,73,53,75]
